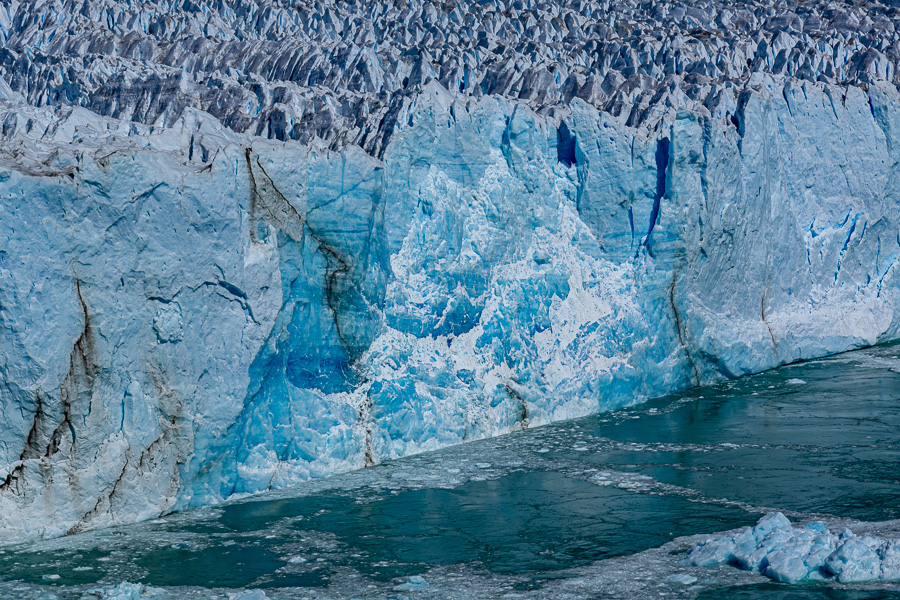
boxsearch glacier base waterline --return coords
[2,342,900,600]
[2,78,900,540]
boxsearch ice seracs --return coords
[2,0,900,155]
[688,513,900,583]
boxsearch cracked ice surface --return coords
[1,0,900,541]
[688,512,900,584]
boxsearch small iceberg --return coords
[687,513,900,583]
[393,575,429,591]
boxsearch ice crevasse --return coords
[1,76,899,540]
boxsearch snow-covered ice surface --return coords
[3,0,900,540]
[1,343,899,599]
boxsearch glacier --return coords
[1,0,900,542]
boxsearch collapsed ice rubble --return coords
[687,513,900,583]
[1,0,900,542]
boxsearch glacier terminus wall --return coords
[1,0,900,541]
[2,79,898,540]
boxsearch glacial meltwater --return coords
[3,343,900,600]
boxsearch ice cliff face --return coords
[1,0,900,541]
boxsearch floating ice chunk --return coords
[881,540,900,579]
[81,582,166,599]
[804,521,829,534]
[688,513,900,584]
[804,533,838,572]
[686,536,736,567]
[287,556,307,564]
[824,538,882,582]
[735,528,794,571]
[727,513,793,571]
[393,575,429,591]
[665,574,697,585]
[228,591,270,600]
[785,378,807,385]
[753,512,793,537]
[765,550,811,582]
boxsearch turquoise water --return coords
[2,342,900,599]
[696,584,900,599]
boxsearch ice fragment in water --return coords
[688,513,900,583]
[393,576,429,591]
[665,574,697,585]
[81,582,166,599]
